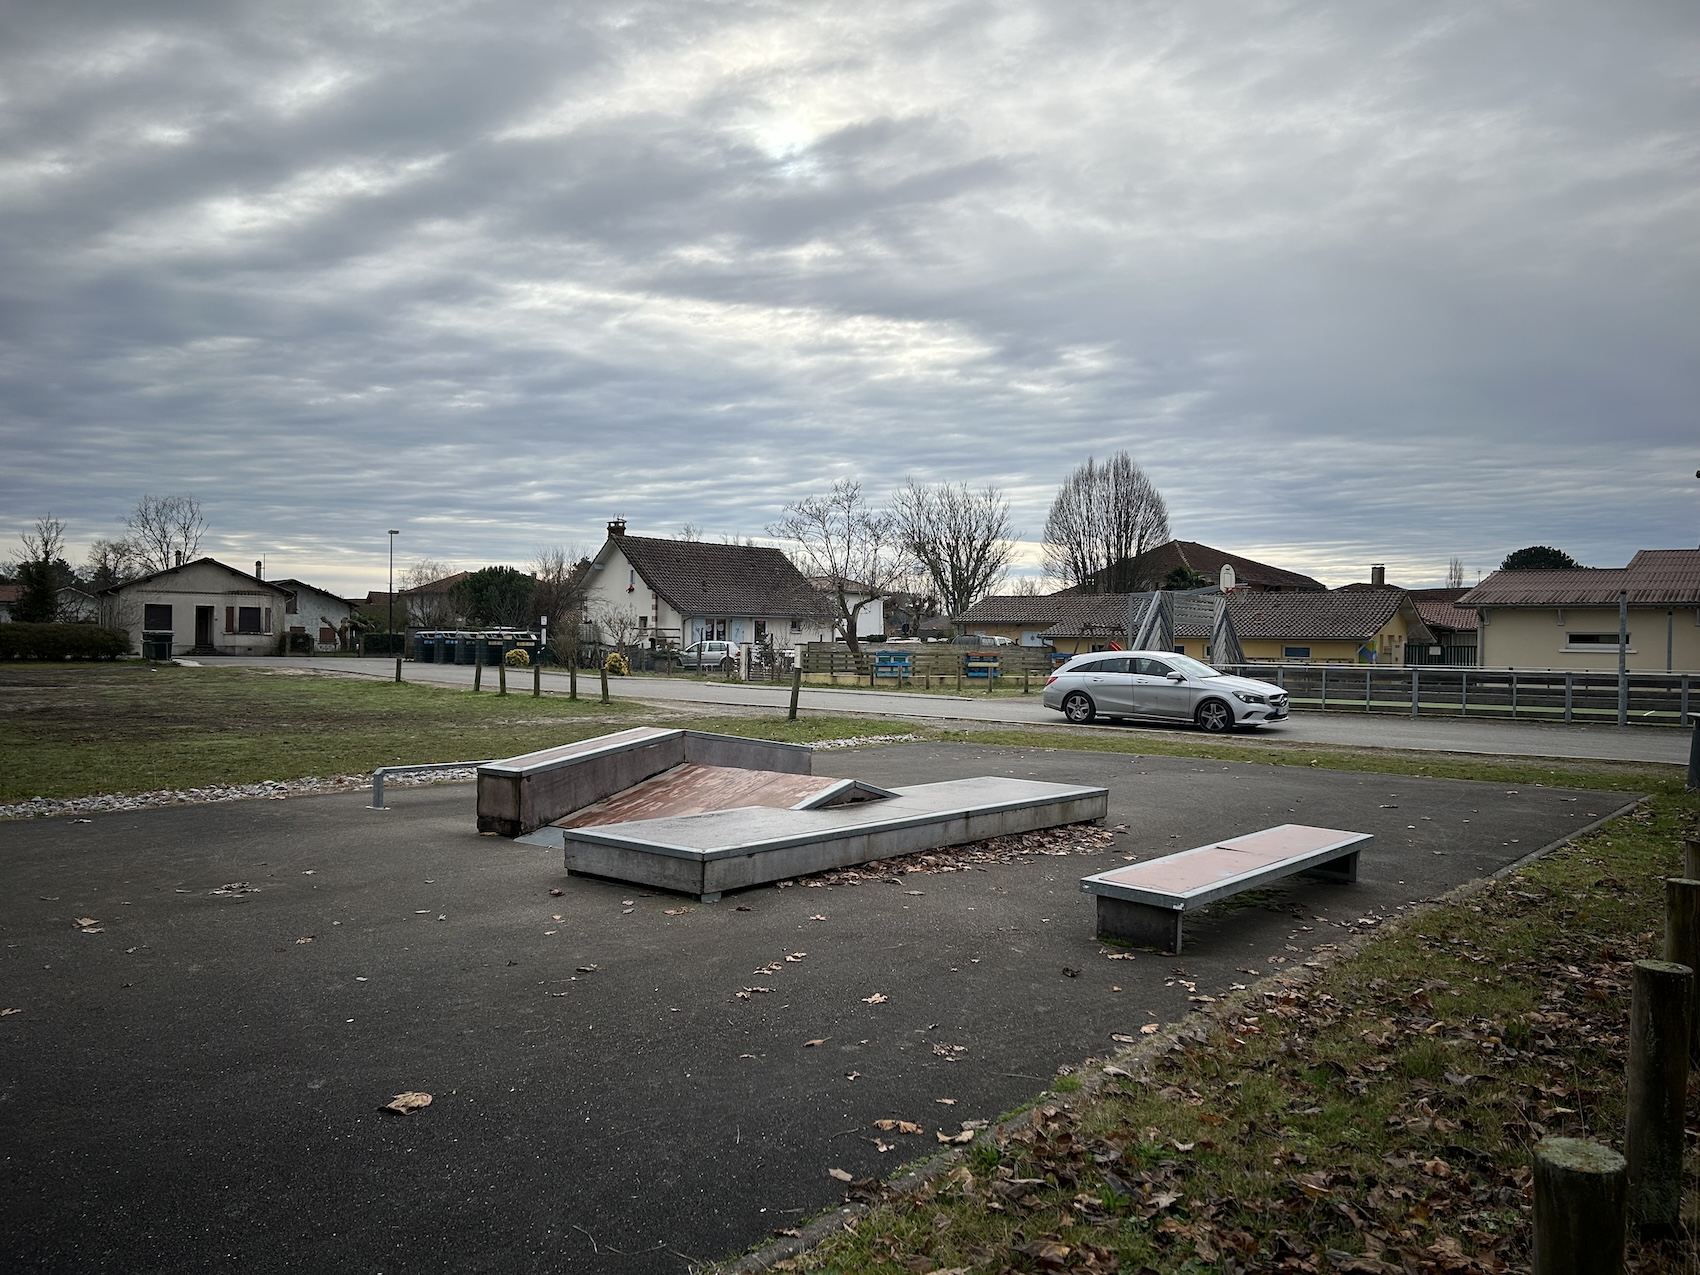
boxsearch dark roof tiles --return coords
[1457,550,1700,608]
[612,535,832,619]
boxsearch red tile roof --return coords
[1053,539,1325,594]
[1457,550,1700,608]
[1033,590,1433,643]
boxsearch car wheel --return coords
[719,656,736,674]
[1062,692,1096,724]
[1194,699,1233,733]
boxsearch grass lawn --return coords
[0,662,909,803]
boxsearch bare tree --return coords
[677,523,703,542]
[1446,556,1466,589]
[586,598,645,653]
[1041,453,1170,593]
[893,480,1016,620]
[85,538,140,591]
[13,515,69,622]
[400,559,459,628]
[122,495,207,573]
[533,543,589,626]
[1006,575,1050,596]
[768,480,905,655]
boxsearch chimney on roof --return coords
[1370,564,1386,587]
[607,518,627,538]
[255,560,263,580]
[174,550,183,567]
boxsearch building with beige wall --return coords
[99,557,291,657]
[1458,550,1700,672]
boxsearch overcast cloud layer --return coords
[3,0,1697,594]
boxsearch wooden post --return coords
[1666,877,1700,1060]
[599,664,609,705]
[1532,1137,1626,1275]
[1023,668,1030,695]
[788,666,801,722]
[1625,958,1692,1229]
[498,659,507,696]
[533,661,541,698]
[394,656,402,684]
[1684,838,1700,878]
[568,663,578,701]
[956,665,963,694]
[472,661,482,693]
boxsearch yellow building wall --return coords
[1478,607,1700,672]
[1238,638,1369,664]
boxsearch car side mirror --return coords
[1166,671,1186,681]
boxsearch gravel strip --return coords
[0,768,476,821]
[806,733,919,749]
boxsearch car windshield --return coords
[1164,654,1222,679]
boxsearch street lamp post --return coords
[388,530,400,678]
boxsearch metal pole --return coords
[1565,673,1573,723]
[1617,589,1629,727]
[1410,668,1419,717]
[387,529,398,661]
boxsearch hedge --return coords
[0,623,132,661]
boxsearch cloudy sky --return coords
[3,0,1697,595]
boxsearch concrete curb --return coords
[703,791,1647,1274]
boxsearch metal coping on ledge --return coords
[369,761,493,809]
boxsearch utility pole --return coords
[388,529,399,669]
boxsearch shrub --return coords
[504,648,530,667]
[604,651,630,676]
[0,623,131,661]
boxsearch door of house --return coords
[195,606,214,647]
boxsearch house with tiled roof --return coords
[0,583,19,623]
[1037,589,1433,665]
[582,521,835,651]
[1457,549,1700,672]
[1054,539,1325,595]
[98,558,292,657]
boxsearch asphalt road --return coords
[0,742,1632,1273]
[212,655,1691,765]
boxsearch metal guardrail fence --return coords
[1216,664,1696,728]
[368,760,492,809]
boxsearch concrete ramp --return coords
[524,775,1109,902]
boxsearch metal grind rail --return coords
[368,761,493,810]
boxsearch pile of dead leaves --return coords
[786,823,1122,889]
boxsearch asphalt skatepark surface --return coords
[0,742,1633,1273]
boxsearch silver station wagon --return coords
[1041,651,1289,732]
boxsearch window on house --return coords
[237,607,264,634]
[1566,633,1629,650]
[285,592,298,615]
[637,616,648,632]
[144,604,173,630]
[1283,645,1311,659]
[789,618,802,632]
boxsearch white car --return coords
[1041,651,1289,731]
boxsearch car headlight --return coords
[1232,691,1266,704]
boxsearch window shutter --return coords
[264,607,272,632]
[226,606,235,633]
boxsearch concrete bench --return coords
[1079,824,1371,954]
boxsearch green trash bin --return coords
[142,632,173,660]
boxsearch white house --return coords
[808,577,886,640]
[581,521,835,651]
[99,557,292,657]
[271,578,359,651]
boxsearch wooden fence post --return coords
[394,656,402,684]
[1666,877,1700,1060]
[568,663,577,701]
[498,659,507,696]
[599,664,609,705]
[1533,1137,1626,1275]
[472,661,482,693]
[533,661,541,698]
[1625,958,1692,1229]
[1684,838,1700,878]
[788,666,801,722]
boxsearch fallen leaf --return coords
[663,907,692,916]
[549,888,563,897]
[1,1008,20,1017]
[295,936,315,944]
[804,1038,828,1047]
[845,1071,861,1081]
[936,1129,975,1144]
[74,917,99,928]
[810,914,827,921]
[904,891,923,896]
[1111,1033,1137,1043]
[1140,1023,1161,1035]
[827,1167,852,1182]
[785,952,807,962]
[1061,967,1080,978]
[935,1097,957,1105]
[1170,1140,1195,1152]
[862,992,888,1004]
[575,965,599,974]
[379,1091,432,1115]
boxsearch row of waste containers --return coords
[413,631,542,666]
